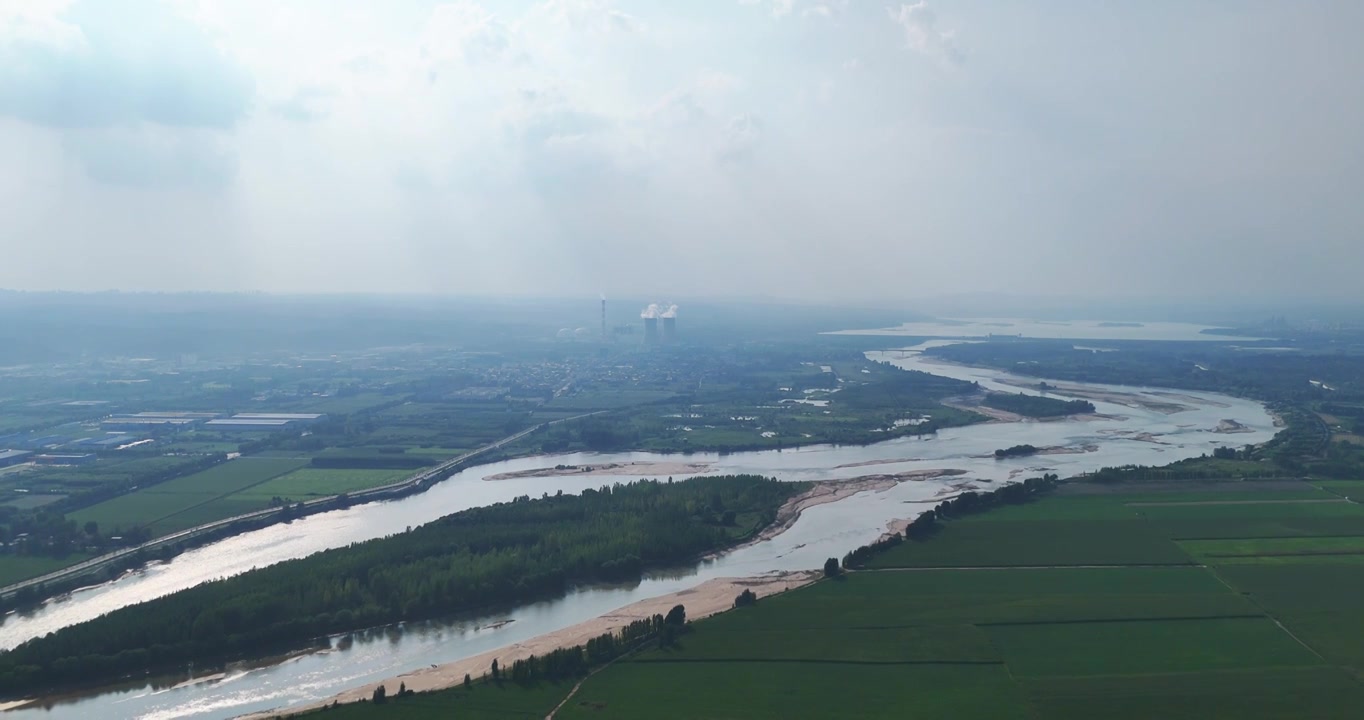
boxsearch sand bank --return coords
[243,571,821,719]
[703,469,966,561]
[244,470,970,718]
[485,461,713,481]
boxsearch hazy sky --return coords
[2,1,1361,302]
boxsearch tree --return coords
[464,673,472,689]
[664,604,687,627]
[491,658,500,680]
[824,557,842,578]
[372,684,387,704]
[398,681,407,696]
[82,521,98,537]
[733,589,757,608]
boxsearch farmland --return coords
[70,457,309,536]
[348,478,1364,720]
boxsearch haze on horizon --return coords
[1,0,1361,305]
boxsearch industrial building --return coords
[641,303,679,345]
[102,413,215,431]
[204,413,325,432]
[0,450,32,469]
[78,435,138,449]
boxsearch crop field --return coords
[0,554,95,586]
[863,519,1192,567]
[985,617,1320,677]
[1180,536,1364,564]
[544,390,679,411]
[1023,667,1364,720]
[633,624,999,663]
[70,457,308,534]
[325,480,1364,719]
[315,681,573,719]
[559,663,1027,720]
[232,468,412,501]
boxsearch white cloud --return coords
[2,0,1364,303]
[888,1,962,65]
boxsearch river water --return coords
[3,343,1278,719]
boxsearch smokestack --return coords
[601,294,607,341]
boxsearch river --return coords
[2,342,1278,719]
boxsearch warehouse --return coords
[0,449,32,469]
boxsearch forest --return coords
[0,475,801,695]
[983,393,1096,418]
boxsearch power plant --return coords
[641,303,679,345]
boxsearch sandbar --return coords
[485,461,714,481]
[244,571,821,719]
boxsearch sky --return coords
[1,0,1362,303]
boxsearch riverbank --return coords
[241,471,966,718]
[242,570,822,719]
[703,469,966,561]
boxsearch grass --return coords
[70,457,308,534]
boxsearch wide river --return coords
[3,341,1278,720]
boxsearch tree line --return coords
[841,475,1060,569]
[0,475,800,695]
[983,393,1095,418]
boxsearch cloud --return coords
[65,127,236,188]
[3,0,1364,304]
[888,1,963,65]
[0,0,253,129]
[272,86,336,123]
[716,113,763,164]
[421,1,512,66]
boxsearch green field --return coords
[313,681,573,719]
[0,554,95,586]
[1180,536,1364,564]
[864,519,1193,567]
[231,468,412,501]
[1024,667,1364,720]
[986,617,1320,677]
[298,479,1364,719]
[560,663,1028,720]
[70,457,308,534]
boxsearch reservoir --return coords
[2,342,1279,719]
